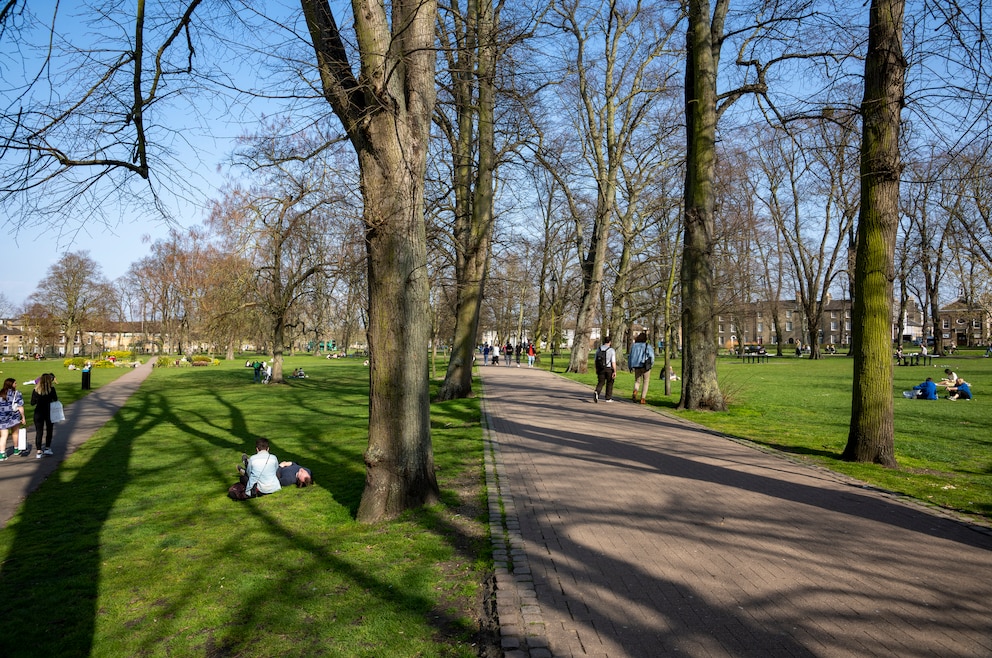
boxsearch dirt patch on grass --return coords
[432,461,500,657]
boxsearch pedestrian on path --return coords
[628,332,654,404]
[0,379,26,460]
[593,336,617,402]
[30,373,59,458]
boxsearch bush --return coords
[61,357,116,369]
[191,354,212,363]
[156,356,173,368]
[104,350,132,361]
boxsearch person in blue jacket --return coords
[947,379,972,400]
[911,377,938,400]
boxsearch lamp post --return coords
[549,272,558,373]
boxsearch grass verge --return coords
[0,357,492,657]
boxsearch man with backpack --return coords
[594,336,618,403]
[628,332,655,404]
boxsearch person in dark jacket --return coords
[31,373,59,457]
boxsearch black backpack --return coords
[595,347,609,373]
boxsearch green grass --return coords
[0,359,133,418]
[557,352,992,522]
[0,357,489,657]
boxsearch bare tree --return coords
[26,251,112,357]
[435,0,502,400]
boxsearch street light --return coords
[549,272,559,373]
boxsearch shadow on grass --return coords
[0,389,159,657]
[0,360,491,657]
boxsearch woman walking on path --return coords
[0,379,26,460]
[30,373,58,458]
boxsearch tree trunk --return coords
[272,314,285,384]
[679,0,726,411]
[302,0,440,521]
[438,0,497,401]
[844,0,904,467]
[357,143,441,520]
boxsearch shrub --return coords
[156,356,173,368]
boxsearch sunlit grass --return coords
[0,357,488,657]
[559,350,992,522]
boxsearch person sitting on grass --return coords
[947,378,972,401]
[229,438,281,500]
[937,368,958,387]
[909,377,938,400]
[277,461,314,487]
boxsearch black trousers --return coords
[35,415,53,449]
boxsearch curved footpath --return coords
[481,365,992,657]
[0,359,154,529]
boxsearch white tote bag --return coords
[16,427,27,452]
[50,401,66,423]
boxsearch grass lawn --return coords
[0,359,133,417]
[0,357,491,658]
[554,351,992,523]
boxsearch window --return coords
[942,319,950,329]
[830,321,838,331]
[845,320,851,331]
[719,324,725,334]
[785,321,793,332]
[831,311,838,319]
[973,319,982,328]
[786,310,792,320]
[757,323,763,332]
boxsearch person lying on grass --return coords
[277,461,313,488]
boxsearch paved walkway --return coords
[0,360,154,529]
[481,365,992,657]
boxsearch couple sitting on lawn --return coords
[228,437,313,500]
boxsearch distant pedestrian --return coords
[0,379,26,460]
[504,341,513,367]
[628,332,654,404]
[483,343,491,366]
[593,336,617,403]
[252,360,263,383]
[527,342,536,368]
[31,373,59,458]
[515,343,523,367]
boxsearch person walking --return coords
[30,373,59,458]
[504,341,513,367]
[593,336,617,403]
[0,379,26,460]
[526,341,536,368]
[515,343,523,367]
[628,332,655,404]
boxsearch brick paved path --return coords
[481,365,992,657]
